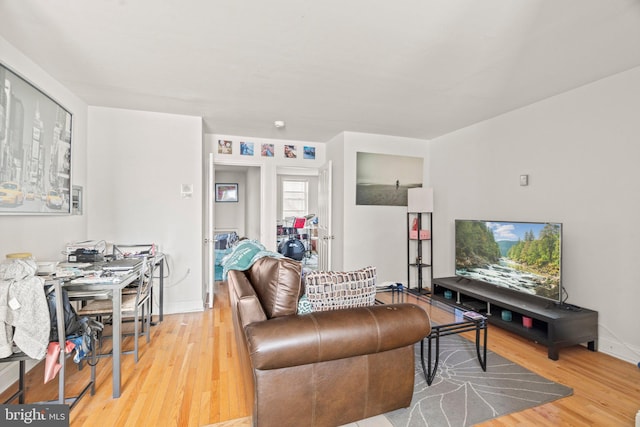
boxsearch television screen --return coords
[455,220,562,302]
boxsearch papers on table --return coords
[70,276,122,284]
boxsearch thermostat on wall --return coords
[181,184,193,199]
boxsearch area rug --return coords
[385,336,573,427]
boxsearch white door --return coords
[317,161,333,270]
[204,153,215,308]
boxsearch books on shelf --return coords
[463,311,485,321]
[409,229,431,240]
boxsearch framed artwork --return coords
[284,144,297,158]
[215,183,238,202]
[261,143,274,157]
[240,141,254,156]
[0,63,73,214]
[218,139,232,154]
[303,146,316,159]
[356,152,423,206]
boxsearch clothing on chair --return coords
[0,259,50,360]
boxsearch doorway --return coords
[204,163,261,307]
[204,160,330,307]
[276,167,319,271]
[214,165,261,240]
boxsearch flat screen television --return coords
[455,220,563,303]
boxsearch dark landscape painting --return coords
[356,152,423,206]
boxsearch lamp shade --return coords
[407,187,433,212]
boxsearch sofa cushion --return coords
[304,266,376,311]
[247,256,302,319]
[228,269,268,327]
[245,303,431,369]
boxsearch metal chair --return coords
[1,280,97,409]
[75,257,153,363]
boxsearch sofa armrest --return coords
[245,304,430,370]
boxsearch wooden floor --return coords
[1,281,639,426]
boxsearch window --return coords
[282,180,308,218]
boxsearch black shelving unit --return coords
[432,276,598,360]
[407,212,432,294]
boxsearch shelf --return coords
[489,315,549,344]
[432,276,598,360]
[407,212,432,293]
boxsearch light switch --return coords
[519,175,529,186]
[181,184,193,198]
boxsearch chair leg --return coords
[141,304,146,334]
[18,360,25,404]
[134,310,139,363]
[90,334,97,395]
[146,300,151,343]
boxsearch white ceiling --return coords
[2,0,640,142]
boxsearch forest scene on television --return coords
[455,220,561,301]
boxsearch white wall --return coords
[430,66,640,364]
[245,167,261,240]
[328,132,430,282]
[87,107,203,314]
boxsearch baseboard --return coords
[161,300,205,315]
[598,336,640,364]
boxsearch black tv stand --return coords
[432,277,598,360]
[554,302,584,312]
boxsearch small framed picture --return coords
[303,146,316,159]
[215,183,238,202]
[240,141,254,156]
[218,139,232,154]
[261,143,274,157]
[284,144,297,158]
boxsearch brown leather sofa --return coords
[227,256,431,427]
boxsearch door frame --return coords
[204,159,265,307]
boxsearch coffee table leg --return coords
[420,329,440,385]
[474,320,487,371]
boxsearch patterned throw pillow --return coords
[304,266,376,311]
[297,294,313,314]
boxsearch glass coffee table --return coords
[376,285,487,385]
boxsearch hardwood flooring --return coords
[1,281,638,426]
